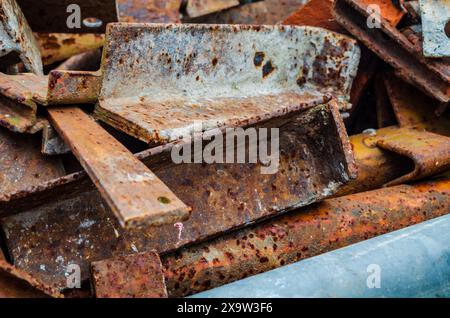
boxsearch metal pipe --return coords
[193,213,450,298]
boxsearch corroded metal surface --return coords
[0,102,356,289]
[56,49,103,71]
[0,127,65,196]
[94,23,360,143]
[48,107,191,229]
[118,0,182,23]
[0,259,62,298]
[17,0,118,33]
[419,0,450,58]
[162,177,450,297]
[47,70,101,104]
[91,251,168,298]
[0,0,42,74]
[191,0,306,25]
[375,128,450,186]
[36,33,105,66]
[334,0,450,103]
[186,0,239,18]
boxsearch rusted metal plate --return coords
[419,0,450,58]
[16,0,118,33]
[56,49,103,71]
[162,177,450,297]
[333,0,450,103]
[0,0,42,74]
[91,251,168,298]
[186,0,239,18]
[375,128,450,186]
[94,23,360,143]
[36,33,105,66]
[0,259,62,298]
[0,126,65,196]
[0,101,356,289]
[191,0,306,25]
[383,73,450,136]
[118,0,182,23]
[48,107,190,229]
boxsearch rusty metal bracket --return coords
[91,251,168,298]
[93,23,360,144]
[334,0,450,103]
[419,0,450,58]
[16,0,118,33]
[0,0,42,74]
[47,107,191,229]
[0,100,356,289]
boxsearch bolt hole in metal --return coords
[445,20,450,39]
[82,17,103,28]
[158,196,171,204]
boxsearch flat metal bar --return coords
[47,107,190,229]
[91,251,168,298]
[193,213,450,298]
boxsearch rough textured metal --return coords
[0,126,65,196]
[0,259,62,298]
[16,0,118,33]
[48,107,190,229]
[419,0,450,58]
[162,177,450,297]
[334,0,450,103]
[47,70,101,104]
[56,49,103,71]
[194,214,450,298]
[186,0,239,18]
[91,251,168,298]
[36,33,105,66]
[191,0,306,25]
[118,0,182,23]
[94,23,360,143]
[0,0,42,74]
[0,101,356,290]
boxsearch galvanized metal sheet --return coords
[16,0,118,33]
[0,101,356,290]
[0,0,42,74]
[186,0,239,18]
[419,0,450,58]
[91,251,168,298]
[48,107,191,229]
[334,0,450,103]
[95,23,360,143]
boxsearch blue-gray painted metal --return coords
[192,214,450,298]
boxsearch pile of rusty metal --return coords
[0,0,449,298]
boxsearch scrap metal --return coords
[91,251,168,298]
[16,0,118,33]
[0,101,356,290]
[117,0,182,23]
[334,0,450,104]
[161,176,450,297]
[186,0,239,18]
[47,106,191,229]
[93,23,360,143]
[419,0,450,58]
[0,0,42,74]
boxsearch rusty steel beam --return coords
[0,0,42,74]
[0,101,356,290]
[0,259,62,298]
[0,126,65,196]
[186,0,239,18]
[93,23,360,143]
[189,0,306,25]
[117,0,182,23]
[161,177,450,297]
[16,0,118,33]
[47,107,190,229]
[91,251,168,298]
[333,0,450,103]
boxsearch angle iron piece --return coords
[419,0,450,58]
[47,107,191,229]
[94,23,360,144]
[0,0,42,74]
